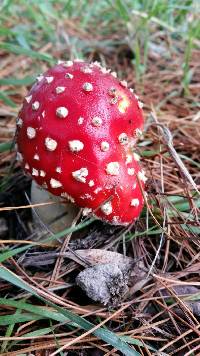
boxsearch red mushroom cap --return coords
[16,60,146,225]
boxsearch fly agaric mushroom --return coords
[16,60,146,226]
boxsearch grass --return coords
[0,0,200,355]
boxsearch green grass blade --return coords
[0,141,14,153]
[0,91,17,107]
[0,267,140,356]
[0,76,34,86]
[0,42,55,63]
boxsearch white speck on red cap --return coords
[80,193,93,200]
[45,137,57,151]
[135,128,143,137]
[128,168,135,176]
[81,67,92,74]
[82,208,92,216]
[106,162,120,176]
[55,86,65,94]
[111,71,117,78]
[56,107,68,118]
[101,201,112,215]
[61,192,75,203]
[27,127,36,139]
[120,80,128,88]
[138,101,144,109]
[42,111,45,118]
[16,152,23,161]
[100,141,110,152]
[65,73,73,79]
[62,60,73,67]
[88,180,94,187]
[78,117,84,125]
[36,74,43,82]
[56,167,62,173]
[138,170,147,183]
[25,163,30,169]
[68,140,84,152]
[131,198,139,207]
[83,82,93,92]
[46,76,54,83]
[133,152,140,161]
[32,101,40,110]
[74,58,84,62]
[130,88,134,93]
[92,116,102,127]
[113,216,120,224]
[33,154,39,160]
[94,187,102,194]
[108,87,117,96]
[118,133,128,145]
[133,182,137,190]
[32,168,39,176]
[40,170,46,177]
[72,167,88,183]
[125,154,132,164]
[25,95,32,103]
[16,117,23,127]
[50,178,62,188]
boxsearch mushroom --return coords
[16,60,146,226]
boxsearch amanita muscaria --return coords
[16,59,147,226]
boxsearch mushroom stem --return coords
[31,181,79,237]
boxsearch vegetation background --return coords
[0,0,200,355]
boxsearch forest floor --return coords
[0,1,200,355]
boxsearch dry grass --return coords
[0,3,200,355]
